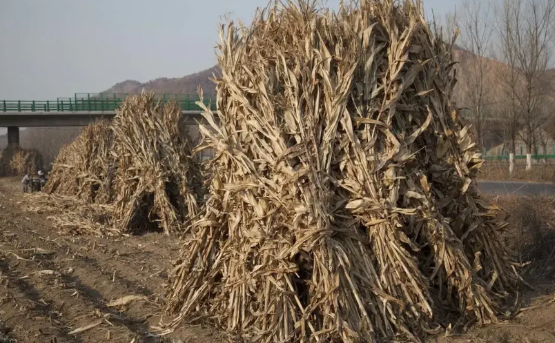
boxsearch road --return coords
[478,181,555,196]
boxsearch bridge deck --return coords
[0,111,206,127]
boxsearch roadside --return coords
[478,181,555,196]
[479,162,555,183]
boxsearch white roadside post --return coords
[509,153,514,175]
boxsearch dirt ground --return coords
[0,178,226,343]
[1,177,555,343]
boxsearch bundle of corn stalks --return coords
[44,120,114,203]
[9,149,43,175]
[43,93,201,236]
[110,94,202,234]
[163,1,520,342]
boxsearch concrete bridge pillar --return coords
[7,126,19,148]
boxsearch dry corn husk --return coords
[1,146,43,177]
[163,1,519,342]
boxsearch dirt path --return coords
[0,178,225,343]
[1,177,555,343]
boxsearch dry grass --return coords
[41,93,201,236]
[163,1,520,342]
[480,161,555,183]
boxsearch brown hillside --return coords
[451,48,555,144]
[453,48,555,111]
[453,49,513,108]
[103,66,220,95]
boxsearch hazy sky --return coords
[0,0,458,101]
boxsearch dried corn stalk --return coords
[111,94,202,234]
[9,149,43,175]
[22,193,118,236]
[42,93,201,236]
[164,1,519,342]
[45,120,114,203]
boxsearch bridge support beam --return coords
[7,126,19,148]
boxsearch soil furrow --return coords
[1,178,224,343]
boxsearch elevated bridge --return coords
[0,93,215,147]
[0,111,205,127]
[0,92,521,148]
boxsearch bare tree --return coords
[516,0,554,155]
[495,0,524,156]
[435,8,459,42]
[496,0,555,156]
[458,0,495,148]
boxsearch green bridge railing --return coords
[1,93,217,112]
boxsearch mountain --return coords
[102,49,554,110]
[103,66,220,95]
[104,80,142,93]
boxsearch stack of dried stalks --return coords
[45,120,114,203]
[110,95,202,234]
[42,93,201,236]
[163,1,520,342]
[9,149,43,175]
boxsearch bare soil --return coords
[1,177,555,343]
[0,178,226,343]
[430,195,555,343]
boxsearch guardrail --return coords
[1,93,217,112]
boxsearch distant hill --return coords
[451,48,555,143]
[103,66,220,95]
[101,49,555,112]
